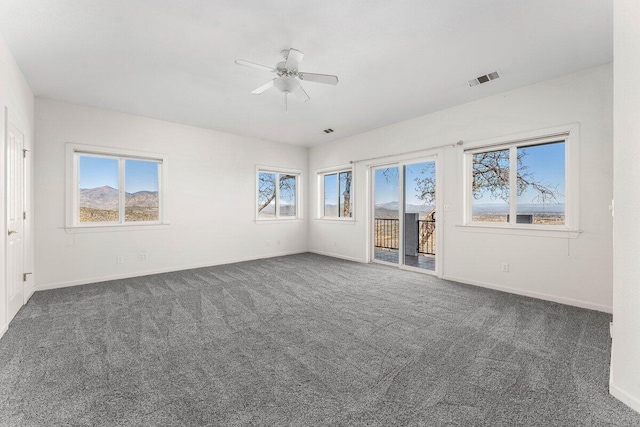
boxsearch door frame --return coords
[368,152,443,276]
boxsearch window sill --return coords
[456,223,581,239]
[255,218,304,224]
[315,218,356,223]
[63,223,171,233]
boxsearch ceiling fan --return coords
[235,48,339,111]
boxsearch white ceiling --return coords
[0,0,612,146]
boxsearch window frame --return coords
[65,143,169,230]
[255,165,302,221]
[317,165,355,221]
[461,124,579,235]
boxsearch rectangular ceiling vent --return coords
[468,71,501,87]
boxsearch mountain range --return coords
[80,185,158,210]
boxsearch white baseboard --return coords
[442,274,612,313]
[308,250,367,264]
[610,382,640,415]
[0,323,7,341]
[35,250,308,291]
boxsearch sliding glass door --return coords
[373,166,400,264]
[372,158,437,273]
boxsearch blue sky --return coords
[79,156,159,193]
[324,174,338,205]
[324,172,352,206]
[473,141,565,205]
[374,162,435,205]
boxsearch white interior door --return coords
[6,121,25,322]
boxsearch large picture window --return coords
[319,168,353,219]
[257,168,300,220]
[464,129,575,229]
[67,144,166,228]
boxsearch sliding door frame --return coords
[369,152,443,277]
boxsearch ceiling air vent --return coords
[468,71,501,87]
[323,128,334,134]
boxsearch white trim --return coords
[254,218,304,225]
[312,218,356,224]
[610,382,640,414]
[63,223,171,233]
[34,250,308,291]
[442,274,612,313]
[455,223,582,238]
[317,165,355,220]
[65,143,168,229]
[0,323,7,341]
[308,250,366,263]
[316,164,353,175]
[400,263,439,277]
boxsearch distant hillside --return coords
[374,202,434,219]
[80,185,158,209]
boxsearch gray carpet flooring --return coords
[1,253,639,426]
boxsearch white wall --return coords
[34,99,308,289]
[0,33,35,337]
[309,64,613,312]
[610,0,640,414]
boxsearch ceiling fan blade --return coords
[285,48,304,70]
[251,79,276,94]
[298,72,339,85]
[295,85,310,102]
[235,59,275,73]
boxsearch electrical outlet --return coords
[277,240,281,246]
[334,241,337,246]
[501,263,509,272]
[265,241,271,247]
[116,256,124,264]
[444,204,451,211]
[139,253,148,261]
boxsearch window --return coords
[319,168,353,219]
[465,129,575,229]
[257,168,300,220]
[66,144,167,228]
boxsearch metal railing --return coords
[374,218,399,250]
[374,216,435,255]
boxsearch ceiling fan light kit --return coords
[236,48,338,111]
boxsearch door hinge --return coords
[23,272,32,282]
[23,211,26,220]
[23,149,28,158]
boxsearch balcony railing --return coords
[374,216,435,255]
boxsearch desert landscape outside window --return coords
[75,152,162,225]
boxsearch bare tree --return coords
[258,173,296,212]
[471,149,561,204]
[340,172,352,217]
[378,148,561,206]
